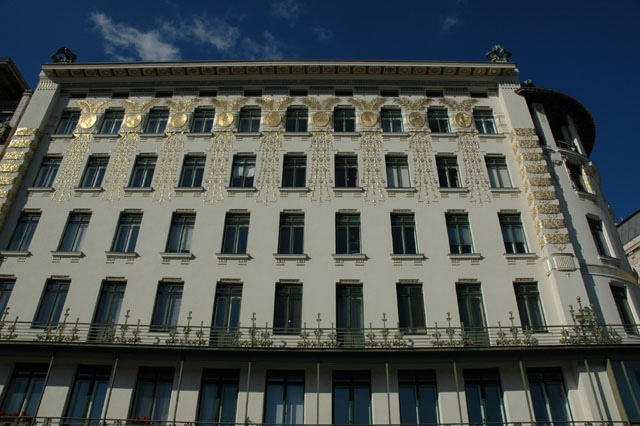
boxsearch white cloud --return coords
[312,27,333,42]
[178,17,240,51]
[242,32,285,60]
[271,0,300,26]
[441,16,459,32]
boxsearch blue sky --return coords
[2,0,639,219]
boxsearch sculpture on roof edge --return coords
[485,45,512,63]
[51,47,77,64]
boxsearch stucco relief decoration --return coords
[394,97,431,129]
[166,98,202,130]
[301,97,341,128]
[440,98,477,113]
[0,129,39,218]
[408,132,439,203]
[308,131,333,203]
[153,130,185,203]
[458,131,491,203]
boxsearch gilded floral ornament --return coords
[265,111,282,127]
[457,132,491,203]
[76,99,114,114]
[301,97,341,111]
[255,131,283,203]
[102,132,140,202]
[120,99,160,113]
[52,134,93,201]
[455,112,473,128]
[440,98,477,112]
[169,113,188,128]
[153,131,186,203]
[165,98,202,112]
[359,132,386,204]
[348,97,385,111]
[210,97,248,112]
[123,114,142,129]
[408,112,425,128]
[312,111,330,127]
[308,131,333,204]
[408,131,438,203]
[254,96,295,111]
[393,97,432,111]
[216,112,234,127]
[78,114,97,129]
[360,112,377,127]
[203,131,234,203]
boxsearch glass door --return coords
[211,284,242,346]
[336,285,364,348]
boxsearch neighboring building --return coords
[0,57,639,426]
[0,58,31,146]
[618,209,640,278]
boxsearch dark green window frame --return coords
[7,211,40,251]
[332,371,371,425]
[34,156,61,188]
[446,213,473,254]
[499,213,528,254]
[427,108,450,133]
[80,156,108,188]
[282,155,306,188]
[196,369,239,424]
[381,108,403,133]
[264,370,305,425]
[463,369,505,424]
[436,156,461,188]
[611,285,638,335]
[273,284,302,335]
[111,213,142,253]
[335,213,361,254]
[391,213,417,255]
[527,368,571,423]
[335,155,358,188]
[100,110,124,134]
[473,109,497,134]
[514,283,546,332]
[485,156,512,188]
[396,284,426,333]
[150,282,183,331]
[278,214,304,255]
[129,155,156,188]
[285,108,308,132]
[230,155,256,188]
[178,155,206,187]
[386,155,410,188]
[334,108,355,132]
[238,108,261,133]
[398,370,438,425]
[588,217,611,257]
[456,284,488,345]
[145,109,169,134]
[191,109,215,133]
[221,213,250,254]
[34,280,70,328]
[166,213,195,253]
[55,110,80,134]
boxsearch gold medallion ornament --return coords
[312,111,330,127]
[78,113,97,129]
[170,112,188,128]
[124,113,142,129]
[265,111,282,127]
[360,111,377,127]
[408,112,425,128]
[455,112,473,128]
[216,112,234,127]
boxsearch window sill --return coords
[235,132,261,137]
[106,251,138,259]
[284,132,310,136]
[94,134,120,139]
[386,187,416,193]
[504,253,538,260]
[477,132,501,137]
[598,255,621,267]
[225,187,257,193]
[160,252,193,260]
[333,132,360,137]
[50,134,74,139]
[448,253,482,261]
[26,187,54,193]
[430,132,456,137]
[278,186,309,193]
[390,253,425,261]
[74,186,103,193]
[124,186,154,193]
[381,132,408,136]
[274,253,308,260]
[175,186,204,193]
[51,251,84,259]
[139,133,165,137]
[332,253,367,261]
[333,187,364,193]
[439,187,469,193]
[490,187,520,194]
[577,191,597,202]
[0,250,31,258]
[216,253,250,260]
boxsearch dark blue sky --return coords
[2,0,638,219]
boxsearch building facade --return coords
[618,209,640,279]
[0,58,31,147]
[0,58,639,425]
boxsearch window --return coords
[129,155,156,188]
[335,155,358,188]
[473,109,497,134]
[391,214,418,255]
[333,371,370,425]
[34,279,69,327]
[130,367,174,421]
[33,157,60,187]
[90,281,125,341]
[499,213,528,254]
[514,283,546,332]
[197,369,239,424]
[80,156,108,188]
[427,108,450,133]
[588,217,611,257]
[436,156,461,188]
[398,370,438,425]
[456,284,488,345]
[191,109,215,133]
[59,212,91,252]
[178,155,205,187]
[151,282,183,331]
[381,108,403,133]
[285,107,308,132]
[7,212,40,251]
[55,110,80,134]
[144,109,169,134]
[274,284,302,334]
[282,155,306,188]
[386,155,410,188]
[238,107,261,133]
[336,285,364,347]
[611,285,637,334]
[446,213,473,254]
[553,122,577,151]
[166,213,195,253]
[64,365,111,422]
[111,213,142,253]
[566,162,588,192]
[99,110,124,134]
[278,214,304,255]
[221,213,250,254]
[464,369,505,424]
[0,364,48,416]
[485,156,512,188]
[211,284,242,345]
[527,368,570,423]
[230,155,255,188]
[264,371,304,425]
[335,213,361,254]
[334,108,355,132]
[0,279,14,315]
[396,284,426,333]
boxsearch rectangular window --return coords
[90,281,125,341]
[59,212,91,252]
[278,214,304,255]
[473,110,497,134]
[0,363,48,416]
[99,110,124,134]
[427,108,450,133]
[238,107,261,133]
[7,212,40,251]
[178,155,205,187]
[464,369,504,424]
[391,213,417,255]
[336,213,361,254]
[80,156,108,188]
[55,110,80,134]
[64,365,111,421]
[588,217,611,257]
[221,213,250,254]
[285,108,308,132]
[151,282,183,331]
[436,156,461,188]
[129,155,156,188]
[499,213,528,254]
[567,162,588,192]
[611,285,637,335]
[514,283,546,332]
[386,155,410,188]
[145,109,169,134]
[332,371,370,425]
[130,367,174,421]
[334,108,355,132]
[381,108,403,133]
[230,155,255,188]
[191,109,215,133]
[264,371,304,425]
[111,213,142,253]
[274,284,302,334]
[485,156,512,188]
[335,155,358,188]
[456,284,488,345]
[33,157,60,188]
[282,155,306,188]
[197,369,239,424]
[0,279,15,316]
[336,285,364,348]
[446,213,473,254]
[527,368,570,423]
[166,213,195,253]
[211,284,242,345]
[35,279,69,327]
[396,284,426,333]
[398,370,438,425]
